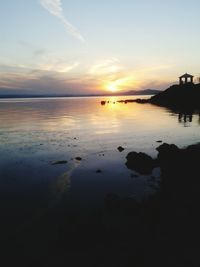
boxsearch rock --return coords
[126,152,155,174]
[75,157,82,161]
[101,101,106,105]
[156,143,180,164]
[117,146,125,152]
[156,143,179,154]
[149,83,200,109]
[156,140,163,143]
[51,160,68,165]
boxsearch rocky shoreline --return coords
[4,142,200,266]
[101,83,200,112]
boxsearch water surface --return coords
[0,96,200,225]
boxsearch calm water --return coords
[0,96,200,225]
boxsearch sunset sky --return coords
[1,0,200,95]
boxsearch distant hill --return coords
[0,89,161,98]
[120,89,161,96]
[149,83,200,110]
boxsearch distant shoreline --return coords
[0,94,154,99]
[0,89,161,99]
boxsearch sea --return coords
[0,95,200,233]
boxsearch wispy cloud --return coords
[89,58,122,75]
[0,61,80,75]
[39,0,85,42]
[38,61,80,73]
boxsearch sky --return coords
[1,0,200,95]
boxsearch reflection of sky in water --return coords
[0,96,200,217]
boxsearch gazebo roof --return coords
[179,73,194,78]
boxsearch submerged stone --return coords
[51,160,68,165]
[117,146,125,152]
[75,157,82,161]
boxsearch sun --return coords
[105,77,132,93]
[107,83,119,92]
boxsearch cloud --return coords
[89,58,122,76]
[37,61,80,73]
[39,0,85,42]
[0,61,80,75]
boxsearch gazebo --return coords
[179,73,194,85]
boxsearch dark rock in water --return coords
[156,143,180,165]
[117,146,125,152]
[156,140,163,143]
[75,157,82,161]
[117,99,149,104]
[51,160,68,165]
[156,143,179,153]
[96,169,102,173]
[135,98,149,104]
[101,101,106,105]
[126,152,155,174]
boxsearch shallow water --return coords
[0,96,200,221]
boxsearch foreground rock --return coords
[125,142,200,175]
[126,151,155,174]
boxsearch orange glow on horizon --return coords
[104,76,134,93]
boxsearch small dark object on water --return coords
[51,160,68,165]
[96,169,102,173]
[75,157,82,161]
[118,146,125,152]
[101,101,106,105]
[156,140,163,143]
